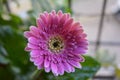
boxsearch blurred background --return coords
[0,0,120,80]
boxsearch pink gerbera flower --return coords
[24,10,88,76]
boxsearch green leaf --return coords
[0,45,8,56]
[0,55,9,64]
[0,26,35,80]
[0,13,23,29]
[39,56,100,80]
[0,66,15,80]
[0,0,3,13]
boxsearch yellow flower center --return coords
[48,36,64,53]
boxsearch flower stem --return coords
[55,76,60,80]
[30,69,43,80]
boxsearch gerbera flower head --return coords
[24,10,88,76]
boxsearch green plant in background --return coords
[0,0,100,80]
[30,0,72,17]
[115,64,120,80]
[95,50,116,67]
[95,49,120,79]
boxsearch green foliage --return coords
[0,13,23,29]
[0,11,35,80]
[96,50,116,66]
[30,0,72,16]
[0,26,35,80]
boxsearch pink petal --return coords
[30,26,38,32]
[78,41,89,45]
[48,14,52,25]
[25,46,31,51]
[30,57,36,62]
[71,67,75,72]
[52,15,58,25]
[66,13,70,18]
[49,13,53,26]
[71,22,82,31]
[44,57,50,68]
[34,56,44,66]
[79,56,85,62]
[57,10,63,17]
[37,18,46,28]
[63,61,72,73]
[51,62,58,76]
[43,11,49,17]
[57,62,64,75]
[59,14,67,26]
[37,65,43,70]
[81,33,87,38]
[45,67,50,72]
[30,26,40,36]
[28,37,39,45]
[74,48,87,54]
[24,31,32,38]
[30,50,40,57]
[51,10,56,15]
[68,60,82,68]
[63,18,73,32]
[27,43,39,49]
[40,14,47,24]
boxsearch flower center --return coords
[48,36,64,53]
